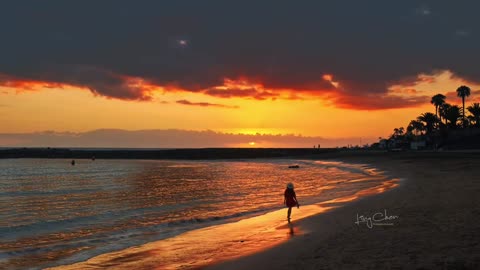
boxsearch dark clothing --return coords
[284,188,297,208]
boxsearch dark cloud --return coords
[1,1,480,107]
[332,93,429,110]
[0,66,157,100]
[176,99,238,108]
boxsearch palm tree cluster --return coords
[377,85,480,149]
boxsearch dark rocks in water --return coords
[288,165,300,168]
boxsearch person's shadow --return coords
[288,222,295,237]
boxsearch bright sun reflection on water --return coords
[51,178,399,270]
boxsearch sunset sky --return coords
[1,1,480,147]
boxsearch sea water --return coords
[0,158,393,269]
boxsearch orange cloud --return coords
[444,89,480,104]
[0,70,434,110]
[203,79,279,100]
[0,72,163,101]
[389,88,418,95]
[330,94,429,110]
[176,99,239,108]
[0,74,65,92]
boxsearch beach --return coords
[5,151,480,269]
[43,151,480,269]
[208,152,480,269]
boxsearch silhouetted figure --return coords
[92,156,95,161]
[284,182,299,222]
[71,160,75,166]
[318,144,321,149]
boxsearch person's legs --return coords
[287,207,292,221]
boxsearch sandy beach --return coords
[207,152,480,269]
[43,151,480,270]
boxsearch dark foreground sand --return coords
[208,152,480,270]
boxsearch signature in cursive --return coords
[355,209,399,229]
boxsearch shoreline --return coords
[208,153,480,269]
[8,152,480,269]
[46,161,398,270]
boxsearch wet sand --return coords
[208,152,480,269]
[47,162,398,270]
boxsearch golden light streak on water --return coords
[49,178,399,270]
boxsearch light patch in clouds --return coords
[415,5,431,16]
[455,29,470,38]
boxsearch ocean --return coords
[0,158,396,269]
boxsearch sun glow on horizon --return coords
[2,70,480,146]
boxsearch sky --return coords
[1,1,480,148]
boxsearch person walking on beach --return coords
[284,182,299,222]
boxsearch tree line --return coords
[380,85,480,149]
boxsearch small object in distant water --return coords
[71,160,75,166]
[92,156,95,161]
[288,165,300,169]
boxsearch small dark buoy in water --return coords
[71,160,75,166]
[288,165,300,169]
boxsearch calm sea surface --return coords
[0,158,390,269]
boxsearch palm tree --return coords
[439,103,451,125]
[456,85,471,126]
[389,127,405,147]
[444,105,462,129]
[467,103,480,127]
[392,127,404,137]
[467,115,475,127]
[431,94,446,119]
[417,112,438,134]
[407,120,425,136]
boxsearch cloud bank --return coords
[1,1,480,109]
[0,130,373,148]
